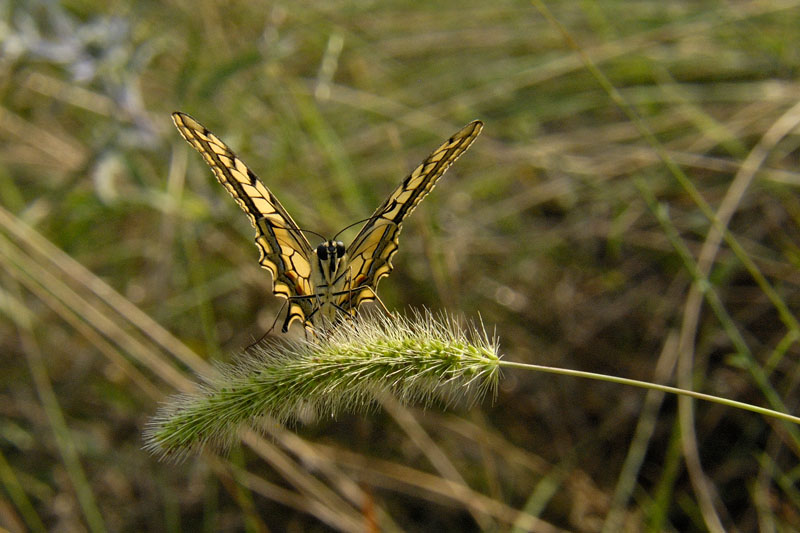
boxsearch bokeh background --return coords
[3,0,800,531]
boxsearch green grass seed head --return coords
[144,310,500,459]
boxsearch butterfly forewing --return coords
[341,120,484,311]
[172,112,315,329]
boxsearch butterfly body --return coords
[308,240,350,327]
[173,112,482,333]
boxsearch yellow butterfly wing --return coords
[341,120,483,312]
[172,112,314,330]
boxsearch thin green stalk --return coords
[147,308,800,462]
[497,360,800,425]
[637,180,800,435]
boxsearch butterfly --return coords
[172,112,482,332]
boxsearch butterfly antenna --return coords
[259,217,328,242]
[332,215,391,241]
[262,214,398,243]
[245,301,289,350]
[296,227,327,242]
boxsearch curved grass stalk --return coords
[146,311,799,460]
[497,360,800,425]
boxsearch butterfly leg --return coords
[332,302,357,319]
[278,294,321,333]
[290,291,329,333]
[267,301,290,338]
[329,283,394,321]
[242,300,291,350]
[359,286,394,319]
[304,305,320,322]
[341,264,393,320]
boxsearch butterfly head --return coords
[315,240,346,280]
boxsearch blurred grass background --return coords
[2,0,800,531]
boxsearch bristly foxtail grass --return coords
[144,310,500,460]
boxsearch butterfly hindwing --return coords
[341,120,484,311]
[172,112,314,329]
